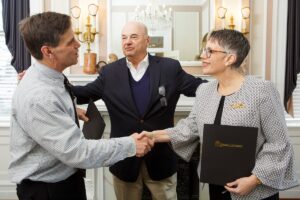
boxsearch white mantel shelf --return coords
[1,74,299,128]
[2,98,300,128]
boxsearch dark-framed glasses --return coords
[202,47,228,58]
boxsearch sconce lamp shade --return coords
[71,6,81,19]
[241,7,250,19]
[88,4,98,16]
[217,7,227,19]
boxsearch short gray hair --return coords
[209,29,250,68]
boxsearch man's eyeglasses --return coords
[201,47,228,58]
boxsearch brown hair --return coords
[19,12,71,60]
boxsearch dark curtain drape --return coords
[1,0,31,73]
[284,0,300,114]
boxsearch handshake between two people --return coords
[130,130,171,157]
[130,132,155,157]
[77,104,170,158]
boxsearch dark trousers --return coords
[209,184,231,200]
[16,171,87,200]
[209,184,279,200]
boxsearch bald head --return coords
[121,21,150,66]
[122,21,148,37]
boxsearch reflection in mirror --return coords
[109,0,210,65]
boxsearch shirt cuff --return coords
[122,136,136,157]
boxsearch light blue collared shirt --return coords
[9,62,136,183]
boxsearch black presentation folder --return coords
[200,124,258,186]
[82,101,106,139]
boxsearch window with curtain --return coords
[286,74,300,119]
[0,1,17,120]
[294,75,300,118]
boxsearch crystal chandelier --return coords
[134,0,173,31]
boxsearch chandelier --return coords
[134,0,173,31]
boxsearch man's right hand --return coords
[131,133,154,157]
[76,107,89,122]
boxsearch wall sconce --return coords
[241,7,250,34]
[228,15,235,30]
[71,4,99,74]
[217,6,250,34]
[217,7,227,29]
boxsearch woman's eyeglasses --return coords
[201,47,228,58]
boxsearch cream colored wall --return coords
[264,0,273,80]
[249,0,267,76]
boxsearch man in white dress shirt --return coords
[9,12,153,200]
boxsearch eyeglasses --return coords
[201,47,228,58]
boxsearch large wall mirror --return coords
[69,0,256,76]
[108,0,210,69]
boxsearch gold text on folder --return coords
[214,140,243,148]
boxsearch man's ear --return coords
[146,36,150,46]
[41,46,52,59]
[225,54,237,66]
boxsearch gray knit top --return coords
[168,76,299,200]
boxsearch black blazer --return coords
[73,55,205,182]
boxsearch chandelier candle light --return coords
[71,4,99,74]
[134,0,172,31]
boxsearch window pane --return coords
[0,2,3,32]
[0,35,17,119]
[0,0,18,120]
[294,75,300,118]
[285,74,300,119]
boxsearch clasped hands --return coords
[130,131,155,157]
[77,107,155,157]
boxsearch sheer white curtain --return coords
[286,74,300,119]
[0,2,17,120]
[294,75,300,118]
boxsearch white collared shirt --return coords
[126,54,149,81]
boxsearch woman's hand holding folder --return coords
[224,174,262,196]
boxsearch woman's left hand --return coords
[224,175,260,196]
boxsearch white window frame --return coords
[271,0,300,127]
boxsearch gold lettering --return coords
[214,140,243,148]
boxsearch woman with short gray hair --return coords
[143,29,299,200]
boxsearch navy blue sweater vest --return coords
[129,69,150,117]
